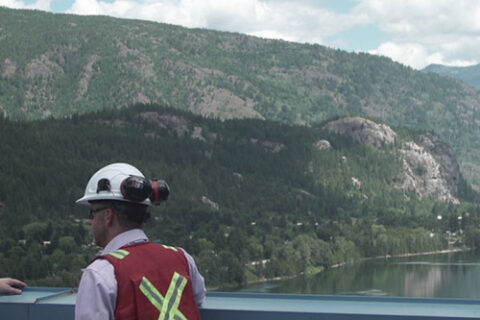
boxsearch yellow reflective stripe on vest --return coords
[139,276,164,311]
[139,273,187,320]
[161,272,187,320]
[108,249,130,259]
[162,244,178,252]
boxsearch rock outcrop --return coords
[323,117,460,203]
[0,104,6,118]
[201,196,219,210]
[315,139,331,150]
[324,117,396,147]
[397,134,459,203]
[2,58,16,77]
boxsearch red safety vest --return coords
[96,242,201,320]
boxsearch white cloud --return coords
[356,0,480,68]
[369,42,429,69]
[249,29,296,42]
[426,52,477,68]
[369,42,478,70]
[65,0,367,46]
[0,0,51,10]
[67,0,96,15]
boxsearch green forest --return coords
[2,7,480,188]
[0,104,479,289]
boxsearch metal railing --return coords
[1,288,479,319]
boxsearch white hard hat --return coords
[76,163,152,206]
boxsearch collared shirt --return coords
[75,229,206,320]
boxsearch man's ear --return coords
[104,208,115,225]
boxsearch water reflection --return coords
[404,266,444,297]
[399,257,480,298]
[237,252,480,299]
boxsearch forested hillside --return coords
[0,104,479,288]
[423,64,480,90]
[2,7,480,187]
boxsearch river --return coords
[236,251,480,299]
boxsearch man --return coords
[75,163,205,320]
[0,277,27,295]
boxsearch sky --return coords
[1,0,480,70]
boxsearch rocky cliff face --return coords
[324,117,460,203]
[398,136,459,203]
[324,117,397,147]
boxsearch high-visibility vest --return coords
[97,242,201,320]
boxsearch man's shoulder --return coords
[87,256,116,273]
[79,258,117,292]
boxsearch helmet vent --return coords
[97,178,111,193]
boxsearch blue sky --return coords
[50,0,77,12]
[3,0,480,70]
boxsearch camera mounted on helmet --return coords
[119,176,170,205]
[76,163,170,206]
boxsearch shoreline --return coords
[212,246,472,291]
[330,246,472,269]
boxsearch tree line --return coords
[0,104,478,288]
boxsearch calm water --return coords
[237,251,480,299]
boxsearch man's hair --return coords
[91,200,150,229]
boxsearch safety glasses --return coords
[89,206,110,219]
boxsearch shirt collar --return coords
[102,229,149,255]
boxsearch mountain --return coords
[2,7,480,189]
[0,104,478,287]
[423,64,480,90]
